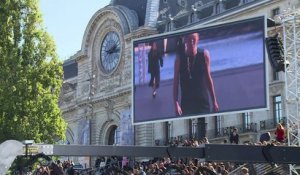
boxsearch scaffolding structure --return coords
[281,9,300,175]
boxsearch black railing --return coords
[260,119,276,130]
[172,117,287,140]
[207,123,257,139]
[260,117,287,130]
[241,123,258,133]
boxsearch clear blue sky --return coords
[40,0,110,60]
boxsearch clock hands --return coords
[101,31,121,73]
[113,46,120,53]
[106,46,114,54]
[106,44,119,54]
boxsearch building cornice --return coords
[61,86,131,114]
[125,26,158,42]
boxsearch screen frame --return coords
[131,15,269,125]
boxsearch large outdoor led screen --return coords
[133,16,266,124]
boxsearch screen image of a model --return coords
[148,41,164,98]
[173,32,219,117]
[133,16,266,124]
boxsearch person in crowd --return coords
[203,137,210,144]
[33,165,40,175]
[173,33,219,116]
[148,41,163,98]
[275,123,285,143]
[139,166,146,175]
[260,132,271,143]
[66,163,75,175]
[291,122,298,142]
[133,165,146,175]
[34,166,50,175]
[230,128,239,144]
[241,167,250,175]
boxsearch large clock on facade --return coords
[100,31,121,74]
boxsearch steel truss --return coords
[281,9,300,175]
[3,139,300,174]
[21,143,300,164]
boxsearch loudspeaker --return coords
[266,34,287,72]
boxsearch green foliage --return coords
[0,0,66,144]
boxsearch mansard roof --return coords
[111,0,148,26]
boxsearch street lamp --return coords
[23,140,34,157]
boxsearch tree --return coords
[0,0,66,144]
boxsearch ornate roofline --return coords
[80,5,138,56]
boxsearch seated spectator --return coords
[275,123,285,143]
[202,137,209,144]
[260,132,271,143]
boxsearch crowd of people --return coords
[21,122,290,175]
[29,160,83,175]
[97,156,241,175]
[96,122,289,175]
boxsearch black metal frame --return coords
[47,144,300,164]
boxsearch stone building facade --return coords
[59,0,300,166]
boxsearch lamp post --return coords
[86,72,95,168]
[20,140,34,173]
[23,140,34,157]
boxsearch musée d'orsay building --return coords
[59,0,299,165]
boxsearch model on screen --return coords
[173,33,219,116]
[148,41,163,98]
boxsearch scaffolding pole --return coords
[281,9,300,175]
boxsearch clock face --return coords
[100,31,121,74]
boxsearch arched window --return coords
[167,22,172,31]
[216,3,220,14]
[190,13,195,23]
[108,125,118,145]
